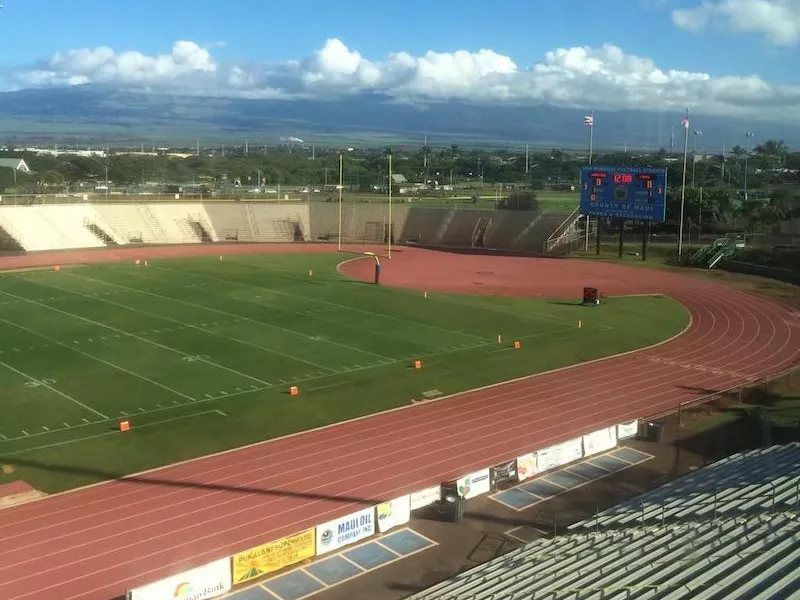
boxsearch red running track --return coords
[0,244,798,600]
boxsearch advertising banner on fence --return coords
[490,460,518,488]
[516,452,538,481]
[377,495,411,534]
[456,468,491,500]
[410,485,441,511]
[583,426,617,457]
[536,437,583,472]
[617,419,639,440]
[316,506,375,556]
[231,528,315,585]
[127,558,231,600]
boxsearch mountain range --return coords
[1,85,799,151]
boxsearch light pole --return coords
[678,110,690,260]
[337,152,343,251]
[744,131,754,201]
[387,150,393,258]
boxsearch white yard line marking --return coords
[3,411,226,457]
[0,303,587,447]
[0,318,197,404]
[146,265,412,357]
[0,359,109,420]
[0,287,270,388]
[224,258,489,342]
[50,273,337,375]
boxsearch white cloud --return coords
[673,0,800,45]
[10,38,800,123]
[20,41,216,88]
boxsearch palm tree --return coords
[753,139,788,171]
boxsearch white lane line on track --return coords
[0,255,792,596]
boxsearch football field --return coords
[0,253,689,492]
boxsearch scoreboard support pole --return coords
[618,221,625,259]
[595,219,601,256]
[642,221,650,261]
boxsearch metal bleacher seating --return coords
[408,444,800,600]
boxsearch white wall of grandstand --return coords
[124,418,639,600]
[0,201,576,254]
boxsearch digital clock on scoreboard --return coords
[579,165,667,222]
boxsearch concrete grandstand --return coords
[406,443,800,600]
[0,201,581,254]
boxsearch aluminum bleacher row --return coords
[570,443,800,530]
[0,201,578,254]
[407,443,800,600]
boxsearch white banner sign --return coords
[128,558,231,600]
[315,506,375,556]
[536,437,583,472]
[409,485,441,511]
[583,426,617,457]
[516,452,539,481]
[617,419,639,440]
[376,495,411,533]
[456,468,491,500]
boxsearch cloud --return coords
[9,38,800,123]
[673,0,800,45]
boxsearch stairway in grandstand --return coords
[690,237,737,269]
[0,224,23,251]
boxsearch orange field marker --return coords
[135,259,140,265]
[414,360,422,369]
[119,420,131,432]
[289,385,299,396]
[53,265,61,272]
[513,340,521,349]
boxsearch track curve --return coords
[0,244,797,600]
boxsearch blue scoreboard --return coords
[579,166,667,223]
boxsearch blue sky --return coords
[0,0,795,78]
[0,0,798,122]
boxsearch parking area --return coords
[224,529,437,600]
[491,447,653,511]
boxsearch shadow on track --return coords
[0,456,388,506]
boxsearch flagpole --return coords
[337,152,343,251]
[388,151,393,259]
[585,110,594,251]
[678,109,690,260]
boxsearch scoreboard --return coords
[579,166,667,222]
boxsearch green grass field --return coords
[0,253,688,493]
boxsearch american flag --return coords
[584,115,594,127]
[681,116,690,129]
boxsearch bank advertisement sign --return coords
[127,558,231,600]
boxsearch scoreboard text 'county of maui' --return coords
[579,166,668,222]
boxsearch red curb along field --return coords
[0,244,798,600]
